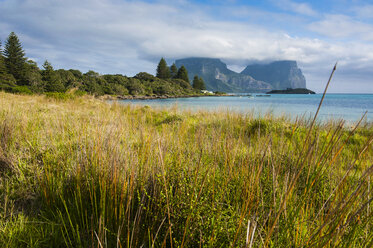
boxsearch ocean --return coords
[117,94,373,123]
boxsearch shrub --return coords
[45,92,73,100]
[9,86,33,95]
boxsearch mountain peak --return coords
[241,60,306,89]
[174,57,306,92]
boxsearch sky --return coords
[1,0,373,93]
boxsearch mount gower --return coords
[175,58,307,93]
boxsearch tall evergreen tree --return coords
[156,58,171,79]
[170,63,178,78]
[198,76,206,90]
[0,40,17,90]
[192,75,206,90]
[42,60,65,92]
[0,40,7,74]
[176,65,189,83]
[4,32,27,83]
[192,75,200,89]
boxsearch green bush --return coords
[9,86,33,95]
[45,92,73,100]
[73,90,86,96]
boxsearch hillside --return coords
[241,60,306,89]
[175,58,307,93]
[175,58,272,93]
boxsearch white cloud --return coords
[353,4,373,19]
[272,0,318,17]
[308,14,373,41]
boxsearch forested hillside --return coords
[0,32,202,97]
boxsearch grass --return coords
[0,91,372,247]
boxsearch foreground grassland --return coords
[0,92,372,247]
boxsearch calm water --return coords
[117,94,373,123]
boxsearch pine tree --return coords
[198,76,206,90]
[192,75,200,89]
[156,58,171,79]
[192,75,206,90]
[42,60,65,92]
[170,63,178,78]
[176,65,189,83]
[4,32,27,83]
[0,40,17,89]
[0,40,7,74]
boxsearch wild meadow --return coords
[0,91,372,247]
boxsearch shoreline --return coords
[100,93,230,100]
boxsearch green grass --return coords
[0,92,372,247]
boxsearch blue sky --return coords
[1,0,373,93]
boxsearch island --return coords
[266,88,316,94]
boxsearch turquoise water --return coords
[117,94,373,123]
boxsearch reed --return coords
[0,91,372,247]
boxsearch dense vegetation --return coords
[192,75,207,90]
[0,92,372,247]
[0,32,203,97]
[267,88,316,94]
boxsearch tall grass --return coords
[0,91,372,247]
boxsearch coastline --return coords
[110,93,373,123]
[100,93,229,100]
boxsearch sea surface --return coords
[117,94,373,123]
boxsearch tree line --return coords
[0,32,206,96]
[156,58,206,91]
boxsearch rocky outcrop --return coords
[241,60,306,90]
[175,58,273,93]
[175,58,307,93]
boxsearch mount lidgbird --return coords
[174,58,307,93]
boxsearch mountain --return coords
[241,61,306,89]
[174,58,307,93]
[175,58,272,93]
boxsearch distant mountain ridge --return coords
[241,60,306,90]
[174,58,306,93]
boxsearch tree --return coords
[192,75,201,90]
[192,75,199,89]
[4,32,27,83]
[24,60,43,91]
[42,60,65,92]
[0,40,7,74]
[56,69,77,88]
[192,75,206,90]
[200,77,206,90]
[170,63,178,78]
[126,78,145,95]
[156,58,170,79]
[176,65,189,83]
[85,70,100,78]
[134,72,156,81]
[199,76,206,90]
[69,69,83,79]
[0,40,17,90]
